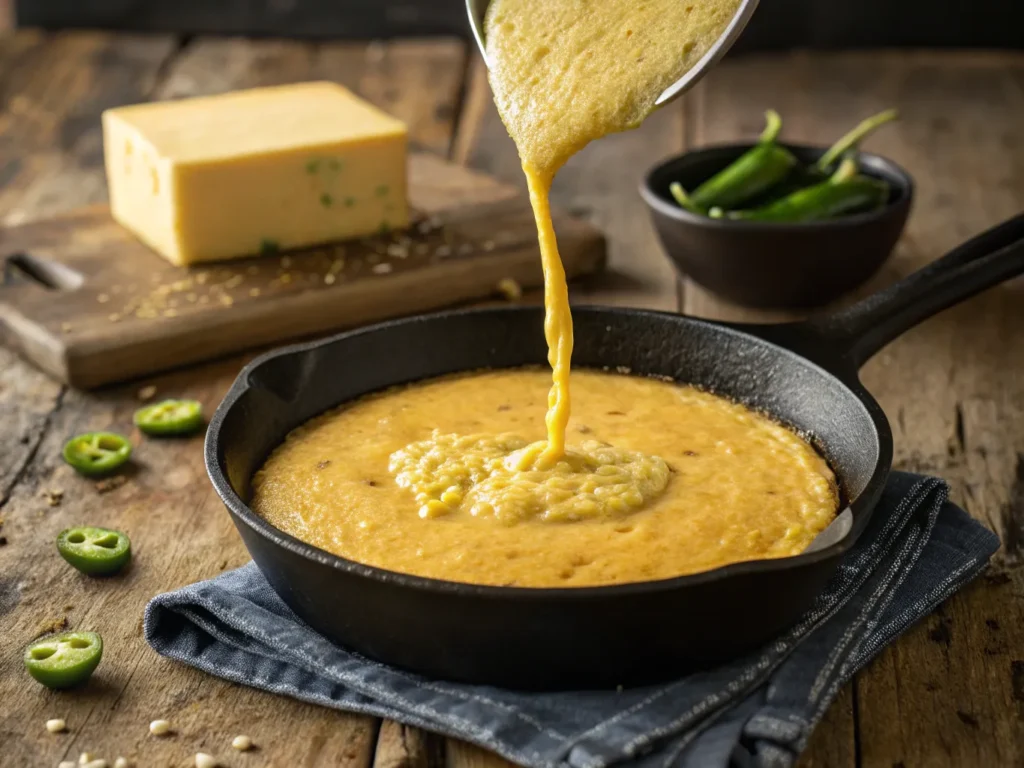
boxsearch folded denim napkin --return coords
[145,472,998,768]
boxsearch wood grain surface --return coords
[0,30,1021,768]
[682,50,1024,768]
[0,153,604,388]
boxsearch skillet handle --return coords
[810,212,1024,369]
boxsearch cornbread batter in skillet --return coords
[252,0,840,587]
[252,370,838,587]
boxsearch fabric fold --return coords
[145,472,998,768]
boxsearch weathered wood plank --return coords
[0,32,470,767]
[156,36,465,156]
[858,569,1024,768]
[451,55,683,310]
[681,50,1024,768]
[0,0,12,32]
[376,719,445,768]
[0,31,180,224]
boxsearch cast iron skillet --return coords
[206,213,1024,691]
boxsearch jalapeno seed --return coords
[62,433,132,477]
[24,631,103,689]
[57,527,131,576]
[133,399,204,436]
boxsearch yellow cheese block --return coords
[102,82,409,266]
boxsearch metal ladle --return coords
[465,0,759,107]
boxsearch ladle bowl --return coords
[464,0,760,106]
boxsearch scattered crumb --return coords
[249,288,261,298]
[372,263,393,275]
[108,313,121,323]
[35,615,69,638]
[497,277,522,301]
[224,274,244,289]
[323,274,336,285]
[95,475,128,495]
[482,240,496,251]
[163,308,178,318]
[219,294,234,307]
[149,719,172,736]
[41,488,64,507]
[64,604,75,611]
[434,245,452,258]
[137,385,157,401]
[97,293,110,304]
[458,243,473,256]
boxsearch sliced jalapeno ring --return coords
[57,526,131,575]
[24,631,103,689]
[62,432,132,477]
[133,398,204,436]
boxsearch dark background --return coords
[13,0,1024,50]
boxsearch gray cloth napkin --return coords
[145,472,998,768]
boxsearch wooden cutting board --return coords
[0,153,605,389]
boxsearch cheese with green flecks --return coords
[102,81,409,266]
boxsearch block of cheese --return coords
[102,82,409,266]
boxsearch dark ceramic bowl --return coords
[640,144,914,309]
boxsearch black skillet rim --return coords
[205,305,887,599]
[640,143,915,231]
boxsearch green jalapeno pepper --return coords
[133,398,204,436]
[816,108,898,172]
[57,526,131,575]
[24,631,103,689]
[726,156,889,223]
[62,432,132,477]
[681,110,798,212]
[755,109,900,204]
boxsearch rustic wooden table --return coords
[0,31,1022,768]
